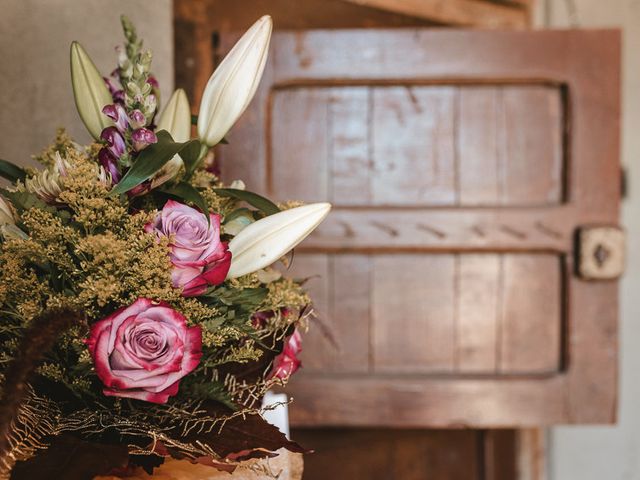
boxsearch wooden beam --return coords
[339,0,530,28]
[516,429,547,480]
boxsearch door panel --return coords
[269,84,563,207]
[219,29,621,426]
[287,253,561,376]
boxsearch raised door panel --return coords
[287,253,561,376]
[268,85,563,208]
[220,29,620,427]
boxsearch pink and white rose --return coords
[86,298,202,404]
[146,200,232,297]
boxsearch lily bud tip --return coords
[226,202,331,279]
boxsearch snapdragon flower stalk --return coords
[94,16,160,191]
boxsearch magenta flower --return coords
[101,126,126,158]
[85,298,202,404]
[128,182,151,197]
[145,200,232,297]
[98,148,121,183]
[128,109,146,130]
[269,330,302,380]
[147,75,159,90]
[104,72,124,104]
[132,127,157,152]
[102,104,129,132]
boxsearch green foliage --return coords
[214,188,280,216]
[202,286,269,325]
[110,131,198,195]
[158,181,209,220]
[181,379,236,409]
[0,189,55,215]
[0,159,27,183]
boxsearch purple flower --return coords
[129,110,146,130]
[145,200,232,297]
[98,148,121,183]
[113,90,125,104]
[104,74,120,96]
[100,126,126,158]
[132,128,157,152]
[102,104,129,132]
[104,72,125,105]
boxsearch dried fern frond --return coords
[0,387,62,478]
[0,308,81,474]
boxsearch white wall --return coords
[0,0,174,167]
[534,1,640,479]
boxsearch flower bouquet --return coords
[0,15,329,480]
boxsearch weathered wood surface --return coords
[338,0,530,28]
[173,0,435,108]
[217,29,620,427]
[293,428,517,480]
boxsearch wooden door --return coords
[219,29,621,427]
[292,428,518,480]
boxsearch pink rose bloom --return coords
[146,200,232,297]
[86,298,202,404]
[269,330,303,380]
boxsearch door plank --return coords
[331,254,372,373]
[371,86,456,206]
[283,254,332,371]
[456,255,500,373]
[499,255,561,374]
[500,86,564,205]
[329,87,372,206]
[372,255,456,373]
[271,88,330,202]
[458,87,501,206]
[286,254,372,373]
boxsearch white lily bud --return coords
[151,89,191,189]
[0,197,16,226]
[70,42,114,140]
[226,202,331,279]
[197,15,272,147]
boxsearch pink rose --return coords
[269,330,302,380]
[146,200,232,297]
[86,298,202,404]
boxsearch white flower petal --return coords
[226,202,331,279]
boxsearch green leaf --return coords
[0,188,54,213]
[224,207,254,223]
[180,140,207,179]
[202,286,268,309]
[158,182,209,221]
[109,130,198,196]
[184,381,237,409]
[214,188,280,216]
[0,159,27,183]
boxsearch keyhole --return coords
[593,244,610,267]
